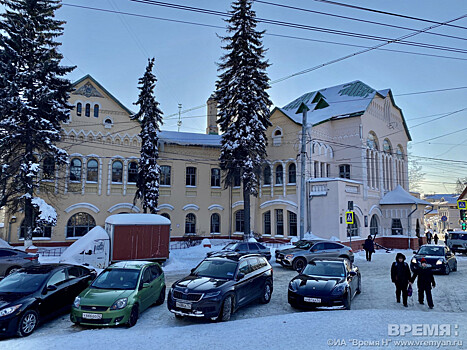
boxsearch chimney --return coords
[206,94,219,135]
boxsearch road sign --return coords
[345,211,354,224]
[441,215,447,222]
[457,200,467,209]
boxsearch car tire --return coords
[444,264,450,275]
[6,266,21,276]
[343,291,351,310]
[356,276,362,294]
[292,258,307,272]
[259,281,272,304]
[155,286,166,306]
[17,309,39,337]
[218,296,232,322]
[127,305,139,328]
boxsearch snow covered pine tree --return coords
[131,58,163,214]
[216,0,272,237]
[0,0,74,246]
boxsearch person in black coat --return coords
[411,258,436,309]
[363,235,375,261]
[391,253,412,307]
[433,234,439,245]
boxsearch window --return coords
[235,210,244,232]
[86,159,98,182]
[347,219,359,237]
[396,145,404,160]
[326,164,331,177]
[112,161,123,183]
[42,156,55,180]
[391,219,403,235]
[128,162,138,183]
[68,266,87,279]
[263,166,271,185]
[339,164,350,179]
[66,212,96,238]
[233,170,241,187]
[383,139,392,154]
[367,132,378,150]
[93,104,99,118]
[186,167,196,186]
[314,161,318,178]
[324,242,342,250]
[47,269,67,287]
[288,163,296,184]
[238,260,252,275]
[161,213,170,221]
[288,211,297,236]
[370,215,379,236]
[160,165,171,186]
[185,213,196,234]
[275,209,284,235]
[312,242,325,252]
[210,213,220,233]
[76,103,82,116]
[263,211,271,235]
[70,158,82,181]
[20,217,52,239]
[211,168,221,187]
[275,165,283,185]
[85,103,91,117]
[320,163,324,178]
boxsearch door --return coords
[309,242,327,259]
[234,260,253,307]
[324,242,344,259]
[346,262,358,298]
[138,267,153,311]
[39,268,69,317]
[150,265,164,304]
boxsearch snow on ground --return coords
[0,238,12,248]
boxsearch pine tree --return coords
[216,0,272,237]
[131,58,163,214]
[0,0,74,244]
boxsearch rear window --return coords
[450,233,467,240]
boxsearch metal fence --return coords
[38,247,67,257]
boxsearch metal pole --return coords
[299,109,308,240]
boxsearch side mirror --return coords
[236,273,245,281]
[142,282,150,289]
[413,251,418,254]
[46,285,57,292]
[87,280,93,286]
[190,268,196,275]
[349,271,357,277]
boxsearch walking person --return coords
[391,253,412,307]
[411,258,436,309]
[433,233,439,245]
[426,231,432,244]
[363,235,375,261]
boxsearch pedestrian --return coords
[410,258,436,309]
[363,235,375,261]
[391,253,412,307]
[433,233,439,245]
[426,231,432,244]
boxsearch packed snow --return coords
[105,213,170,225]
[59,226,109,265]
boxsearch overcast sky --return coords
[17,0,467,193]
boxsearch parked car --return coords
[0,264,95,337]
[275,240,354,271]
[0,248,39,278]
[410,245,457,274]
[206,242,271,260]
[70,261,165,327]
[446,231,467,254]
[168,253,272,322]
[288,258,361,310]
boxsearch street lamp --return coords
[7,216,16,244]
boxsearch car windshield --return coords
[450,233,467,240]
[302,262,346,278]
[0,272,48,293]
[91,268,140,290]
[222,243,237,250]
[294,241,314,250]
[193,260,238,279]
[417,246,444,256]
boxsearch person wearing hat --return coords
[411,258,436,309]
[363,235,375,261]
[391,253,412,307]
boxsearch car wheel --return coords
[155,286,166,306]
[444,264,450,275]
[127,305,139,328]
[218,296,232,322]
[17,309,39,337]
[259,281,272,304]
[6,266,21,276]
[356,276,362,294]
[292,258,306,272]
[343,291,351,310]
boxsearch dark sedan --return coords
[0,248,39,278]
[168,253,273,321]
[0,264,95,337]
[288,258,361,310]
[410,245,457,275]
[206,242,271,261]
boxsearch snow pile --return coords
[163,245,214,273]
[60,226,109,264]
[31,197,57,225]
[303,232,325,240]
[0,238,12,248]
[248,237,257,242]
[105,213,170,225]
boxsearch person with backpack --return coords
[411,258,436,309]
[391,253,412,307]
[363,235,375,261]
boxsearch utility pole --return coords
[177,103,182,132]
[296,103,309,240]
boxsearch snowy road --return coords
[2,247,466,349]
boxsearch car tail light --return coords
[24,255,39,261]
[349,249,353,253]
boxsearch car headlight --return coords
[285,254,294,260]
[331,284,346,296]
[73,296,81,308]
[110,298,128,310]
[0,304,22,317]
[288,282,297,292]
[436,259,443,265]
[203,291,221,299]
[411,258,417,264]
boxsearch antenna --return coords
[177,103,182,132]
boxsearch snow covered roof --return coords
[423,193,459,204]
[380,185,431,205]
[274,80,411,141]
[105,213,171,225]
[159,130,221,147]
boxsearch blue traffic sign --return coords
[458,200,467,209]
[441,215,447,222]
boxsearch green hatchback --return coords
[70,261,165,327]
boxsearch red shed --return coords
[105,213,170,262]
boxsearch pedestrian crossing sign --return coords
[345,211,354,224]
[458,200,467,209]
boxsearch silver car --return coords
[0,248,39,277]
[275,240,354,271]
[446,231,467,254]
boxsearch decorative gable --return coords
[73,82,104,98]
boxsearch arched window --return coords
[66,212,96,238]
[383,139,392,154]
[272,128,282,146]
[161,213,170,221]
[347,216,359,237]
[128,162,138,183]
[185,213,196,234]
[85,103,91,117]
[367,132,379,150]
[70,158,82,181]
[112,160,123,183]
[210,213,220,234]
[76,102,82,116]
[396,145,404,160]
[288,163,296,184]
[93,104,99,118]
[275,164,283,185]
[42,156,55,180]
[235,210,244,233]
[263,166,271,185]
[86,159,98,182]
[370,215,379,236]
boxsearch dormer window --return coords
[272,128,283,146]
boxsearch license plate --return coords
[82,312,103,320]
[176,301,192,310]
[304,297,321,303]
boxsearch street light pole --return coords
[296,103,309,240]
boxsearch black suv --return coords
[167,253,273,322]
